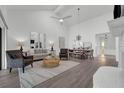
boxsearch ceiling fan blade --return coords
[63,15,72,19]
[51,16,60,20]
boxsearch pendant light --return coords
[76,8,81,41]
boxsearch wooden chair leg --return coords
[92,55,94,59]
[22,67,25,73]
[9,68,12,73]
[31,63,33,68]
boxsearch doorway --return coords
[59,37,65,48]
[96,33,115,56]
[0,27,2,70]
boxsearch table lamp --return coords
[17,41,24,51]
[49,41,54,51]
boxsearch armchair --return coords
[59,48,68,60]
[6,50,33,73]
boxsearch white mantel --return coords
[108,16,124,37]
[108,16,124,69]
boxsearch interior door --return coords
[0,27,2,70]
[59,37,65,48]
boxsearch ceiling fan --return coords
[51,15,72,23]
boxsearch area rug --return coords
[18,61,80,88]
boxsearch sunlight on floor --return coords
[98,54,106,65]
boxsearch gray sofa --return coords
[30,49,50,61]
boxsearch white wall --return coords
[115,37,119,62]
[7,10,68,55]
[68,13,114,56]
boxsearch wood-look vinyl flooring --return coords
[0,56,118,88]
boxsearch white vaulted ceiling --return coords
[55,5,113,26]
[6,5,58,11]
[6,5,114,27]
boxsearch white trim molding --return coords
[0,9,8,29]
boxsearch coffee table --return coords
[43,55,60,67]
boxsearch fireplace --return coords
[108,16,124,69]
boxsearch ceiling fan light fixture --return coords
[59,19,64,22]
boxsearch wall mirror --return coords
[30,32,39,49]
[30,32,46,49]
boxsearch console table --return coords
[69,49,94,59]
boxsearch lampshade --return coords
[17,41,24,46]
[49,41,54,46]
